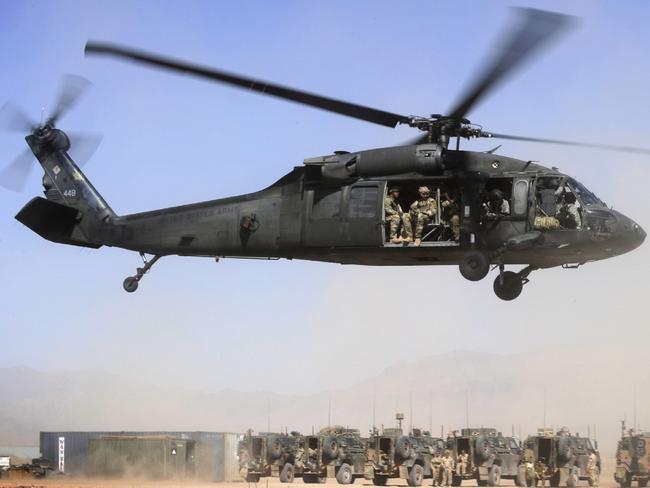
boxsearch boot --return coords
[414,238,422,247]
[390,236,403,244]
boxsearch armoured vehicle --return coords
[615,427,650,487]
[300,426,368,484]
[446,428,521,486]
[238,431,302,483]
[366,427,436,486]
[520,428,600,487]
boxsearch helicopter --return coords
[0,8,646,300]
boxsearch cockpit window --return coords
[568,178,601,205]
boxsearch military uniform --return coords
[441,196,460,240]
[587,452,598,486]
[457,452,469,476]
[431,453,443,486]
[556,202,581,229]
[534,460,547,488]
[440,453,455,487]
[295,446,305,468]
[483,199,510,220]
[384,192,405,243]
[405,187,437,245]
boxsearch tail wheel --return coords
[336,463,354,485]
[408,464,424,487]
[280,463,294,483]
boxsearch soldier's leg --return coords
[402,213,413,241]
[388,215,401,241]
[450,215,460,240]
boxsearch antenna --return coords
[429,391,433,434]
[409,391,413,433]
[465,390,470,429]
[634,384,638,431]
[328,392,332,427]
[372,390,377,431]
[543,386,547,427]
[267,395,271,432]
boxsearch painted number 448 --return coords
[63,189,77,198]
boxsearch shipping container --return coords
[40,431,242,481]
[88,436,191,480]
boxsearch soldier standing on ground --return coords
[587,449,598,486]
[384,186,406,244]
[535,458,547,488]
[431,450,443,486]
[440,450,455,487]
[457,450,469,477]
[404,186,437,246]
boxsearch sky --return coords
[0,0,649,419]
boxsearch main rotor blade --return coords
[0,149,35,192]
[487,132,650,155]
[85,41,411,128]
[47,74,92,126]
[448,8,575,120]
[0,102,36,133]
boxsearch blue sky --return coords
[0,0,649,396]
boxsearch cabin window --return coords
[513,179,529,215]
[311,189,341,220]
[349,186,377,218]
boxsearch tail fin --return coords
[16,128,115,248]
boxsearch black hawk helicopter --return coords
[1,8,646,300]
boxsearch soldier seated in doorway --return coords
[457,449,469,476]
[441,190,460,240]
[384,185,407,244]
[404,186,437,246]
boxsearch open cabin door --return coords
[303,181,384,247]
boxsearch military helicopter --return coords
[1,8,646,300]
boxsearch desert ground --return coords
[0,461,618,488]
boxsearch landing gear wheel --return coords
[408,464,424,487]
[123,276,139,293]
[459,251,490,281]
[280,463,294,483]
[493,271,523,301]
[337,463,353,485]
[488,465,501,487]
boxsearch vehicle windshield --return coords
[568,177,602,205]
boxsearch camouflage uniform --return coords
[441,196,460,240]
[384,192,405,242]
[535,460,547,488]
[295,446,305,468]
[457,451,469,476]
[587,452,598,486]
[440,452,455,487]
[556,202,581,229]
[404,187,437,245]
[431,453,443,486]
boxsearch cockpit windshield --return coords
[568,177,602,206]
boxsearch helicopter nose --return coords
[614,212,646,252]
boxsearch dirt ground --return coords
[0,462,619,488]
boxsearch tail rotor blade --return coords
[47,74,92,126]
[0,102,36,133]
[68,131,103,167]
[0,149,36,192]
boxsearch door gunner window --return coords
[312,189,341,219]
[349,186,377,218]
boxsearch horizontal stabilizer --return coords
[16,197,101,249]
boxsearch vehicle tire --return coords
[459,251,489,281]
[493,271,523,301]
[452,474,462,486]
[408,464,424,487]
[639,480,648,488]
[567,469,578,488]
[475,437,493,463]
[373,475,388,486]
[267,436,283,460]
[488,465,501,487]
[246,474,261,483]
[478,480,488,487]
[324,436,340,460]
[123,276,138,293]
[337,463,354,485]
[280,463,294,483]
[396,436,413,460]
[588,467,600,487]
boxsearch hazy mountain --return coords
[1,343,647,456]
